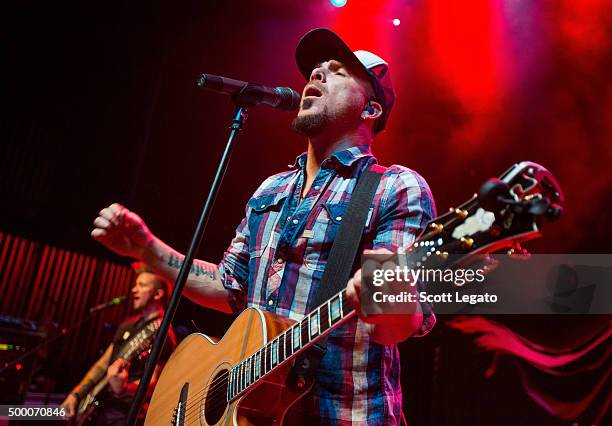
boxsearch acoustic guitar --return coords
[145,161,564,425]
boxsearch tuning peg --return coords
[460,237,474,248]
[478,178,509,210]
[451,208,469,219]
[482,255,499,273]
[545,203,563,221]
[489,225,501,237]
[507,243,530,260]
[465,254,499,275]
[527,198,549,215]
[435,250,449,260]
[429,223,444,234]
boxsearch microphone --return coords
[89,296,127,313]
[197,73,301,111]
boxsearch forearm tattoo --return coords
[167,254,217,280]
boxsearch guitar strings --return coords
[181,369,228,406]
[182,334,330,421]
[182,298,354,422]
[182,324,309,418]
[182,311,329,421]
[182,339,298,422]
[180,354,268,422]
[181,369,236,423]
[181,376,226,423]
[180,294,354,422]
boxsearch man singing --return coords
[61,264,175,425]
[92,28,436,424]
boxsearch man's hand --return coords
[346,249,423,345]
[60,393,78,419]
[92,203,154,259]
[107,358,129,395]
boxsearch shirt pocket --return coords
[321,202,375,228]
[247,192,287,258]
[303,201,349,271]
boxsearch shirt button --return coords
[267,299,274,306]
[336,216,343,221]
[292,219,299,225]
[286,216,291,221]
[277,258,284,264]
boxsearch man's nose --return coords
[309,67,326,83]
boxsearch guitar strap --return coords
[288,163,385,390]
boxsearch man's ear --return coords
[362,101,383,121]
[153,288,164,301]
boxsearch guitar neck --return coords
[228,288,354,400]
[117,320,160,362]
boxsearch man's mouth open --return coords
[303,85,323,98]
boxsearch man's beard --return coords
[291,102,330,137]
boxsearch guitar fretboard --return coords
[227,289,351,401]
[116,319,160,362]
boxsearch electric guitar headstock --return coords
[406,161,564,269]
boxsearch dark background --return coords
[1,0,610,424]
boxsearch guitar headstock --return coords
[407,161,564,268]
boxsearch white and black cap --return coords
[296,28,396,134]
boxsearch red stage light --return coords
[393,18,401,27]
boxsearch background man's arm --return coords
[60,344,113,417]
[72,343,113,397]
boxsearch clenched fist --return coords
[92,203,155,259]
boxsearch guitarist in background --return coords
[92,28,436,424]
[60,263,176,425]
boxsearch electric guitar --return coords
[75,318,161,425]
[145,161,564,426]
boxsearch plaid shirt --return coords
[218,144,436,425]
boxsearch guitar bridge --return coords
[171,382,189,426]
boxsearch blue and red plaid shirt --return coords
[218,144,436,425]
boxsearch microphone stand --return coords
[127,95,251,425]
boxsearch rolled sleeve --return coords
[372,167,437,336]
[217,214,251,313]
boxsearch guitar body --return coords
[146,308,313,426]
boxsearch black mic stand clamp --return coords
[126,93,250,425]
[232,84,269,109]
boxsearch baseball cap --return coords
[295,28,396,134]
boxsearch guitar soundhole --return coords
[204,369,229,425]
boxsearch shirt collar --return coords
[289,144,374,170]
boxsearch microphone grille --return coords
[276,87,301,111]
